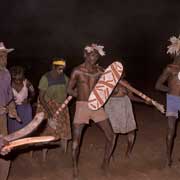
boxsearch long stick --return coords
[119,80,165,114]
[54,96,73,117]
[4,112,44,142]
[2,136,55,151]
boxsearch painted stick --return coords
[4,112,45,142]
[54,96,73,117]
[2,136,55,151]
[119,80,165,114]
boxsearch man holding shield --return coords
[67,44,116,179]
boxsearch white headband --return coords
[84,43,106,56]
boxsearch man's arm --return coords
[0,135,11,155]
[27,80,35,103]
[38,75,53,118]
[121,80,145,103]
[128,91,145,103]
[67,69,78,97]
[6,77,21,122]
[119,80,152,105]
[155,67,170,92]
[39,90,53,118]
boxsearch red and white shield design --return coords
[88,61,123,110]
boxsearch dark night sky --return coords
[0,0,180,86]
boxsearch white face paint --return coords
[178,72,180,80]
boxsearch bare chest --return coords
[77,70,101,84]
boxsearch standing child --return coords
[8,66,35,133]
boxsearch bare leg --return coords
[0,159,10,180]
[96,120,116,172]
[29,150,33,158]
[42,148,48,162]
[72,124,85,179]
[125,130,136,158]
[61,139,68,153]
[166,116,177,167]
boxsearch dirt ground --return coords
[8,94,180,180]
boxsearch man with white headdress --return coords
[67,44,116,179]
[155,35,180,167]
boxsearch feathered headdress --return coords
[167,35,180,56]
[84,43,106,56]
[0,42,14,53]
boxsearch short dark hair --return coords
[10,66,25,78]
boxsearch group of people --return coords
[0,35,180,180]
[0,42,37,180]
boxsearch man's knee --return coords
[167,127,176,141]
[72,141,79,150]
[72,124,79,136]
[167,116,177,127]
[128,133,135,142]
[107,131,116,143]
[72,129,82,149]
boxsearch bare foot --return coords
[165,158,172,168]
[73,167,79,180]
[110,155,116,165]
[73,176,79,180]
[101,163,110,177]
[125,152,132,159]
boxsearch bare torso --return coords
[167,64,180,95]
[68,63,103,101]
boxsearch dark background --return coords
[0,0,179,88]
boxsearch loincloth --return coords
[36,99,71,140]
[166,94,180,118]
[74,101,108,124]
[105,96,136,134]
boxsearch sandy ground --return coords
[8,96,180,180]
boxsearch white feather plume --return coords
[84,43,106,56]
[167,35,180,55]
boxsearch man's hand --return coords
[48,117,58,130]
[15,115,22,123]
[0,135,11,155]
[47,111,54,119]
[8,113,22,123]
[0,106,8,114]
[145,99,152,105]
[1,147,11,156]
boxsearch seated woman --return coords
[8,66,35,133]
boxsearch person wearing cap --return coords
[67,44,116,179]
[0,42,20,180]
[155,35,180,167]
[37,58,71,161]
